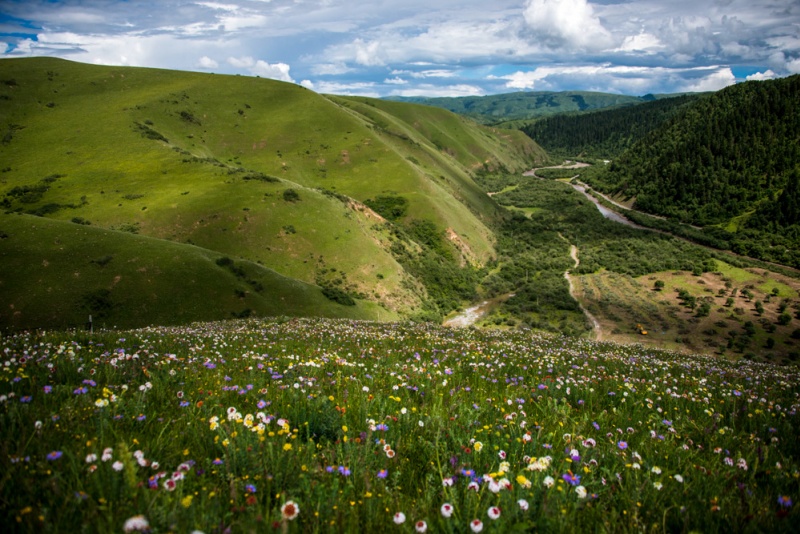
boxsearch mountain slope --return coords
[387,91,655,124]
[0,57,544,329]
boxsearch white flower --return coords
[414,520,427,533]
[470,519,484,533]
[543,476,555,488]
[418,420,424,427]
[575,485,587,499]
[517,499,529,511]
[112,461,124,471]
[102,447,113,461]
[123,515,150,532]
[651,466,662,475]
[440,503,454,518]
[487,506,501,520]
[673,474,684,483]
[393,512,406,525]
[85,453,97,464]
[653,481,663,490]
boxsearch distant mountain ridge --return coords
[386,91,683,124]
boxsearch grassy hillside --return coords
[0,57,544,329]
[0,213,392,330]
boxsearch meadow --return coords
[2,318,798,532]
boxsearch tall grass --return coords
[2,318,798,532]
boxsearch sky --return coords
[1,0,798,98]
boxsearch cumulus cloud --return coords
[389,84,485,98]
[197,56,219,69]
[227,56,294,82]
[746,70,777,81]
[522,0,613,50]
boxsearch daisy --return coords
[575,485,588,498]
[543,476,555,488]
[469,519,484,533]
[393,512,406,524]
[487,506,501,520]
[281,500,299,521]
[440,503,454,518]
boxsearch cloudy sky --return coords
[1,0,798,97]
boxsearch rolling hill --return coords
[0,57,545,330]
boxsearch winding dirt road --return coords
[564,244,602,340]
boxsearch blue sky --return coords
[1,0,798,97]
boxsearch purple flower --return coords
[179,401,190,407]
[46,451,63,461]
[20,396,32,403]
[562,472,581,485]
[592,422,600,431]
[778,495,793,508]
[617,441,628,450]
[212,458,224,465]
[377,469,388,479]
[245,484,257,493]
[43,385,52,394]
[338,466,351,476]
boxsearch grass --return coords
[1,318,798,532]
[0,213,393,330]
[570,263,800,363]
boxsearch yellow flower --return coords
[473,441,483,452]
[181,495,193,508]
[283,443,292,451]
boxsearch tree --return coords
[754,300,764,315]
[654,280,665,291]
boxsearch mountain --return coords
[386,91,675,124]
[520,93,706,158]
[583,74,800,267]
[0,57,545,330]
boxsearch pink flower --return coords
[393,512,406,524]
[487,506,501,520]
[440,503,454,518]
[281,500,299,521]
[470,519,484,533]
[415,520,427,533]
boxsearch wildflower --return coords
[487,506,501,520]
[654,481,663,490]
[86,453,97,463]
[415,520,427,533]
[377,469,388,479]
[617,441,628,450]
[43,385,52,394]
[516,474,531,488]
[212,458,223,465]
[101,448,113,461]
[245,484,256,493]
[778,495,793,508]
[498,449,506,460]
[46,451,63,461]
[543,476,555,488]
[467,480,480,491]
[517,499,530,511]
[473,441,483,452]
[163,478,177,491]
[470,519,484,533]
[562,471,581,486]
[737,458,748,471]
[281,500,299,521]
[111,461,124,471]
[651,466,662,475]
[674,474,684,483]
[393,512,406,524]
[123,515,150,532]
[575,485,587,498]
[440,503,454,518]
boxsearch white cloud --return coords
[746,70,777,81]
[684,67,736,91]
[384,77,408,85]
[227,56,293,82]
[522,0,613,50]
[197,55,219,69]
[615,31,664,54]
[390,84,484,98]
[786,58,800,74]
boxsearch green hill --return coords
[386,91,660,124]
[0,57,545,330]
[520,93,706,158]
[583,75,800,267]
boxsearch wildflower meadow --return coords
[1,318,799,532]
